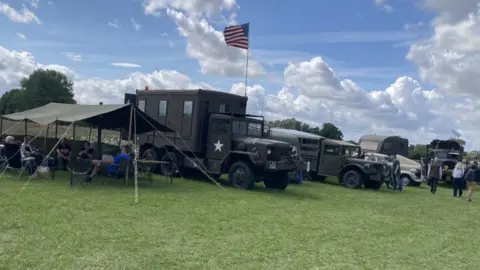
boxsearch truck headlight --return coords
[267,148,271,155]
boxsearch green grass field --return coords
[1,173,479,269]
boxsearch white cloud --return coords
[30,0,40,8]
[161,32,169,37]
[108,20,120,29]
[16,33,27,40]
[130,18,141,31]
[110,63,142,68]
[143,0,237,17]
[166,8,264,77]
[404,21,425,30]
[0,2,42,24]
[61,52,82,62]
[374,0,394,13]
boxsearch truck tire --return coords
[264,172,290,190]
[160,152,178,177]
[228,161,255,190]
[342,169,364,189]
[401,174,411,186]
[363,179,383,190]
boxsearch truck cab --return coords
[426,139,464,183]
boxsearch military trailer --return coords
[128,89,297,190]
[426,139,464,183]
[265,127,390,189]
[358,135,409,157]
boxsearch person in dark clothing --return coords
[428,158,442,194]
[77,141,94,160]
[465,161,479,202]
[452,162,465,197]
[56,138,71,170]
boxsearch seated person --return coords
[85,146,130,183]
[77,141,94,160]
[21,136,33,158]
[56,138,71,170]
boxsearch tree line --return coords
[0,69,76,115]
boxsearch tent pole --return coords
[133,107,138,203]
[55,121,58,139]
[88,126,92,141]
[97,102,103,158]
[0,117,3,134]
[73,123,76,141]
[118,129,122,147]
[125,105,133,186]
[44,124,50,150]
[24,119,27,138]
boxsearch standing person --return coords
[465,161,479,202]
[427,158,442,194]
[390,155,402,192]
[452,162,465,197]
[56,138,71,170]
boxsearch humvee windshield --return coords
[342,146,361,157]
[432,150,461,160]
[232,119,263,137]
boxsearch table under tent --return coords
[0,102,174,202]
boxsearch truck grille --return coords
[268,148,292,161]
[442,160,456,170]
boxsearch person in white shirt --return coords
[20,136,33,159]
[452,162,465,197]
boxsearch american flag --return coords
[223,23,249,50]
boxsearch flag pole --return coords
[244,44,249,98]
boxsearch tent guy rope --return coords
[19,121,75,193]
[134,107,226,192]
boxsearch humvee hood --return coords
[235,137,292,148]
[346,158,383,165]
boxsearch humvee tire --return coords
[264,172,289,190]
[160,152,178,176]
[342,169,364,189]
[363,179,383,190]
[228,161,255,190]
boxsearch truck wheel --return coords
[410,180,422,187]
[342,170,364,189]
[264,172,290,190]
[160,152,178,176]
[401,174,411,186]
[363,179,383,190]
[228,161,255,190]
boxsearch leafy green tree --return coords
[408,144,427,160]
[0,69,76,114]
[318,123,343,140]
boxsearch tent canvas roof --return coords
[1,102,173,134]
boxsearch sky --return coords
[1,0,480,149]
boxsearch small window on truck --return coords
[248,123,262,136]
[324,145,340,155]
[159,100,168,116]
[138,100,146,112]
[213,119,230,133]
[232,120,247,135]
[183,101,193,116]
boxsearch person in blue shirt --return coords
[85,145,131,183]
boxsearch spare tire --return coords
[160,152,179,176]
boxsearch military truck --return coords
[265,127,390,189]
[358,135,409,157]
[126,89,297,190]
[425,139,464,183]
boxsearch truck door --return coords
[317,143,343,176]
[206,117,231,161]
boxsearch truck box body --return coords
[133,89,248,154]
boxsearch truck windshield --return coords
[343,147,361,157]
[232,120,262,137]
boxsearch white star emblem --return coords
[214,140,223,152]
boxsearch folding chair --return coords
[67,159,93,186]
[0,143,33,179]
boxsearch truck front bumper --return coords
[263,160,297,172]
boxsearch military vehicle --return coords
[364,152,423,187]
[358,135,409,157]
[265,127,390,189]
[126,89,297,190]
[425,139,464,183]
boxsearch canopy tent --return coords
[1,102,173,134]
